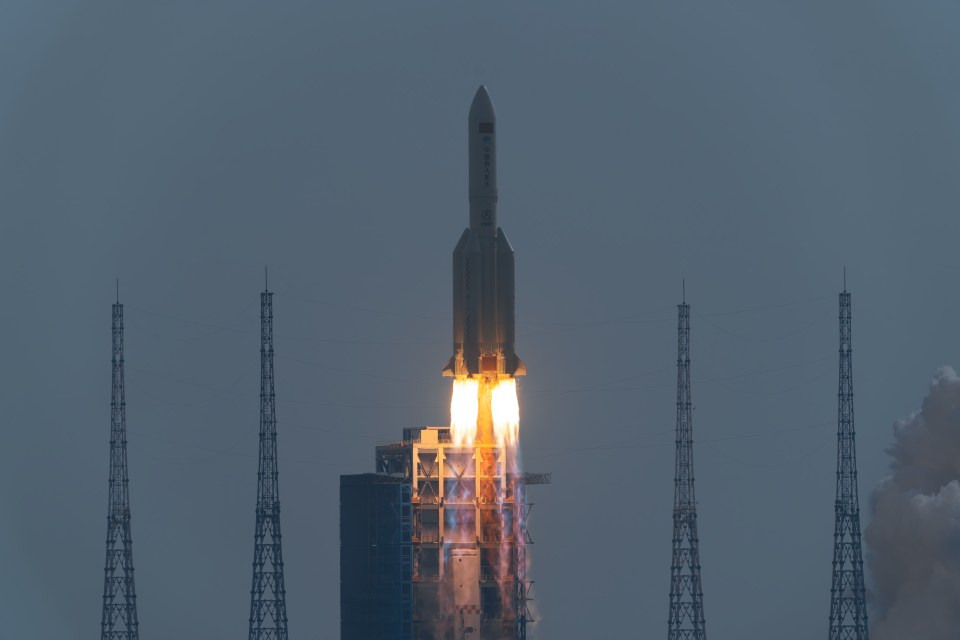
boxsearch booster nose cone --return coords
[469,85,496,122]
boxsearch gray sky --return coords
[2,1,959,638]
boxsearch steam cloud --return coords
[866,366,960,640]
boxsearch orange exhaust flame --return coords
[450,378,479,446]
[447,375,524,617]
[491,378,520,448]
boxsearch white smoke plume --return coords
[866,366,960,640]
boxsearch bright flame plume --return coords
[450,378,479,446]
[447,375,524,617]
[491,378,520,447]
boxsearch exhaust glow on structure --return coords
[491,378,520,447]
[450,378,480,446]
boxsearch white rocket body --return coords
[445,86,524,379]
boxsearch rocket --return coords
[444,85,525,379]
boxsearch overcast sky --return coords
[2,2,959,639]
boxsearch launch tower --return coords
[826,286,869,640]
[666,295,707,640]
[248,284,291,640]
[101,294,140,640]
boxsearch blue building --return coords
[340,473,413,640]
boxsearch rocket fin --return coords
[442,355,456,376]
[511,356,526,376]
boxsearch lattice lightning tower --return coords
[827,288,869,640]
[248,285,290,640]
[101,296,140,640]
[667,296,707,640]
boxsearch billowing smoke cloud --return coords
[866,367,960,640]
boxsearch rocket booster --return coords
[444,86,525,379]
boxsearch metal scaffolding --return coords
[101,297,140,640]
[827,288,869,640]
[667,298,707,640]
[248,286,290,640]
[346,426,547,640]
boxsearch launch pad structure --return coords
[341,426,548,640]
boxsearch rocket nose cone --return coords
[469,85,496,121]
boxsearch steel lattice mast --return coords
[667,295,707,640]
[249,284,290,640]
[101,296,139,640]
[827,287,869,640]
